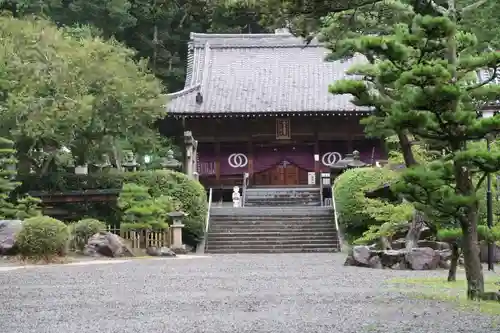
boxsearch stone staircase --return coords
[245,187,321,206]
[205,188,339,253]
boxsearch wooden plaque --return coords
[276,118,291,140]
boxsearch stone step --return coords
[211,223,333,228]
[246,187,319,193]
[206,242,339,249]
[210,216,333,224]
[244,201,321,207]
[210,228,335,235]
[210,221,333,228]
[208,237,337,245]
[245,193,320,199]
[210,207,333,216]
[211,214,332,220]
[208,231,337,238]
[205,244,339,254]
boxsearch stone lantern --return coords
[347,150,368,168]
[161,150,182,170]
[122,151,139,172]
[168,211,187,254]
[329,153,354,174]
[330,150,368,175]
[94,153,112,171]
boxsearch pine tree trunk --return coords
[447,242,459,282]
[454,163,484,298]
[397,131,418,167]
[462,222,484,299]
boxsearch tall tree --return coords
[0,17,166,174]
[328,2,500,297]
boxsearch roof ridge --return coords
[190,32,293,39]
[200,42,211,96]
[166,84,200,98]
[189,32,322,49]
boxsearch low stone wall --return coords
[344,240,452,270]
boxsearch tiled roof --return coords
[167,32,370,115]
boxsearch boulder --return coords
[84,232,134,257]
[379,249,406,268]
[406,247,441,270]
[0,220,23,255]
[390,239,406,250]
[146,246,176,257]
[368,255,383,269]
[437,249,453,261]
[391,262,409,270]
[351,245,371,265]
[171,247,188,255]
[417,240,450,251]
[344,255,357,266]
[439,260,451,269]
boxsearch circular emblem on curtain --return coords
[228,153,248,168]
[321,152,342,166]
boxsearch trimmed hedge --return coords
[71,218,106,250]
[333,167,398,241]
[18,170,207,246]
[17,216,70,259]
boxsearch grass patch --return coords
[388,276,500,315]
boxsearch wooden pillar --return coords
[247,139,253,178]
[313,119,320,173]
[347,136,353,154]
[215,141,220,183]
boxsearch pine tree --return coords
[0,137,20,219]
[329,2,500,298]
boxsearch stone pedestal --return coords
[171,224,184,248]
[184,131,198,179]
[168,211,187,253]
[75,164,88,175]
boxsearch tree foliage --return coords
[327,1,500,297]
[0,16,167,173]
[333,167,402,241]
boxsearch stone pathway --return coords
[0,253,496,333]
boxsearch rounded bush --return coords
[17,169,208,248]
[125,170,207,246]
[333,167,398,241]
[72,218,106,250]
[16,216,69,259]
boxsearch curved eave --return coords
[165,109,373,119]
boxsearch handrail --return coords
[319,175,324,206]
[241,172,249,207]
[331,181,344,250]
[197,187,212,254]
[319,172,325,206]
[205,188,213,234]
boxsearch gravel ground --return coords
[0,253,498,333]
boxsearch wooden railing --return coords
[331,182,344,249]
[198,188,213,254]
[242,172,249,207]
[70,227,171,251]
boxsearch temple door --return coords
[269,163,299,186]
[284,165,299,185]
[270,167,284,185]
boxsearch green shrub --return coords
[120,171,206,244]
[18,170,208,247]
[117,183,171,231]
[71,218,106,250]
[437,225,500,244]
[333,167,398,241]
[16,216,69,259]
